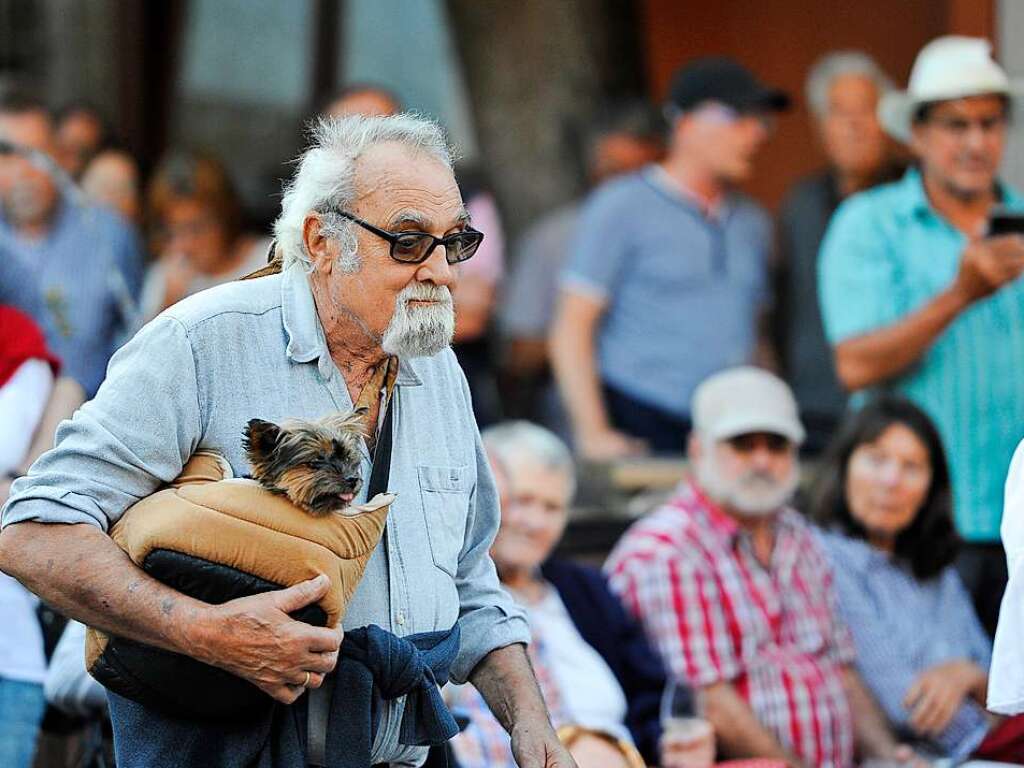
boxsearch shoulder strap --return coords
[367,395,394,499]
[307,395,394,766]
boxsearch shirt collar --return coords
[280,262,422,386]
[644,165,730,220]
[899,166,1024,219]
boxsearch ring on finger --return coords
[303,671,311,688]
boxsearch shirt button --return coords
[396,613,406,626]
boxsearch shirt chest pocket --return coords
[417,465,473,578]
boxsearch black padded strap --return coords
[367,395,394,500]
[307,397,394,767]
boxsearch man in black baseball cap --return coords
[668,57,790,115]
[550,59,789,459]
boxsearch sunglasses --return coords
[725,433,791,454]
[330,210,484,265]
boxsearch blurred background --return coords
[0,0,1017,238]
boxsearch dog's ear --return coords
[243,418,282,459]
[324,408,370,438]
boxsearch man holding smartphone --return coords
[819,36,1024,635]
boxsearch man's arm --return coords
[832,236,1024,391]
[842,667,910,762]
[469,644,576,768]
[0,521,341,704]
[549,289,644,459]
[702,681,802,766]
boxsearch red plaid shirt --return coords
[605,481,856,768]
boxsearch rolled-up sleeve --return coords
[1,315,203,532]
[448,396,529,684]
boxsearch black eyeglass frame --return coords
[327,210,484,265]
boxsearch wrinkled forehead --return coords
[352,142,465,227]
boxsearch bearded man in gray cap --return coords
[605,367,916,767]
[819,35,1024,636]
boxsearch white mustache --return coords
[399,284,452,306]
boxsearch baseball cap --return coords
[668,57,790,114]
[692,366,805,444]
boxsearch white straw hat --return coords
[879,36,1021,142]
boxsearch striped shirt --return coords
[819,530,991,760]
[819,168,1024,542]
[605,481,856,768]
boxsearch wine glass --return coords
[660,678,715,768]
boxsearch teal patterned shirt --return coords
[819,168,1024,541]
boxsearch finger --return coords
[904,678,924,710]
[911,690,942,734]
[272,574,331,613]
[301,649,339,675]
[305,672,325,690]
[303,625,343,653]
[268,684,303,705]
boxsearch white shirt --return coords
[0,358,54,475]
[523,585,630,741]
[0,571,45,683]
[990,438,1024,713]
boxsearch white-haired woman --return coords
[447,421,711,768]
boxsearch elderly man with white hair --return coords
[606,367,919,767]
[819,36,1024,636]
[776,51,898,451]
[0,115,574,768]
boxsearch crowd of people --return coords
[1,29,1024,768]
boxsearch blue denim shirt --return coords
[2,264,529,766]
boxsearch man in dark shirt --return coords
[776,52,900,451]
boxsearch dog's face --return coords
[243,408,367,517]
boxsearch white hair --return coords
[482,421,577,497]
[273,113,455,271]
[806,51,895,120]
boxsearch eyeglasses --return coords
[927,113,1007,138]
[328,210,484,265]
[725,433,791,454]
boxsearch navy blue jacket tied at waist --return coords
[107,623,462,768]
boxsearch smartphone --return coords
[988,208,1024,236]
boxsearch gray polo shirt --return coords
[2,263,529,766]
[561,166,771,419]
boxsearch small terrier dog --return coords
[242,408,368,517]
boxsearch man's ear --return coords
[302,213,334,275]
[686,431,703,461]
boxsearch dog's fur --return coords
[243,408,368,517]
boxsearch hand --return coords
[192,574,343,705]
[890,743,932,768]
[161,251,199,308]
[903,659,982,737]
[578,427,648,461]
[510,721,578,768]
[565,733,631,768]
[952,235,1024,304]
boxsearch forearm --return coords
[469,643,553,736]
[843,668,900,761]
[834,287,968,390]
[549,311,608,439]
[702,681,801,766]
[0,521,206,655]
